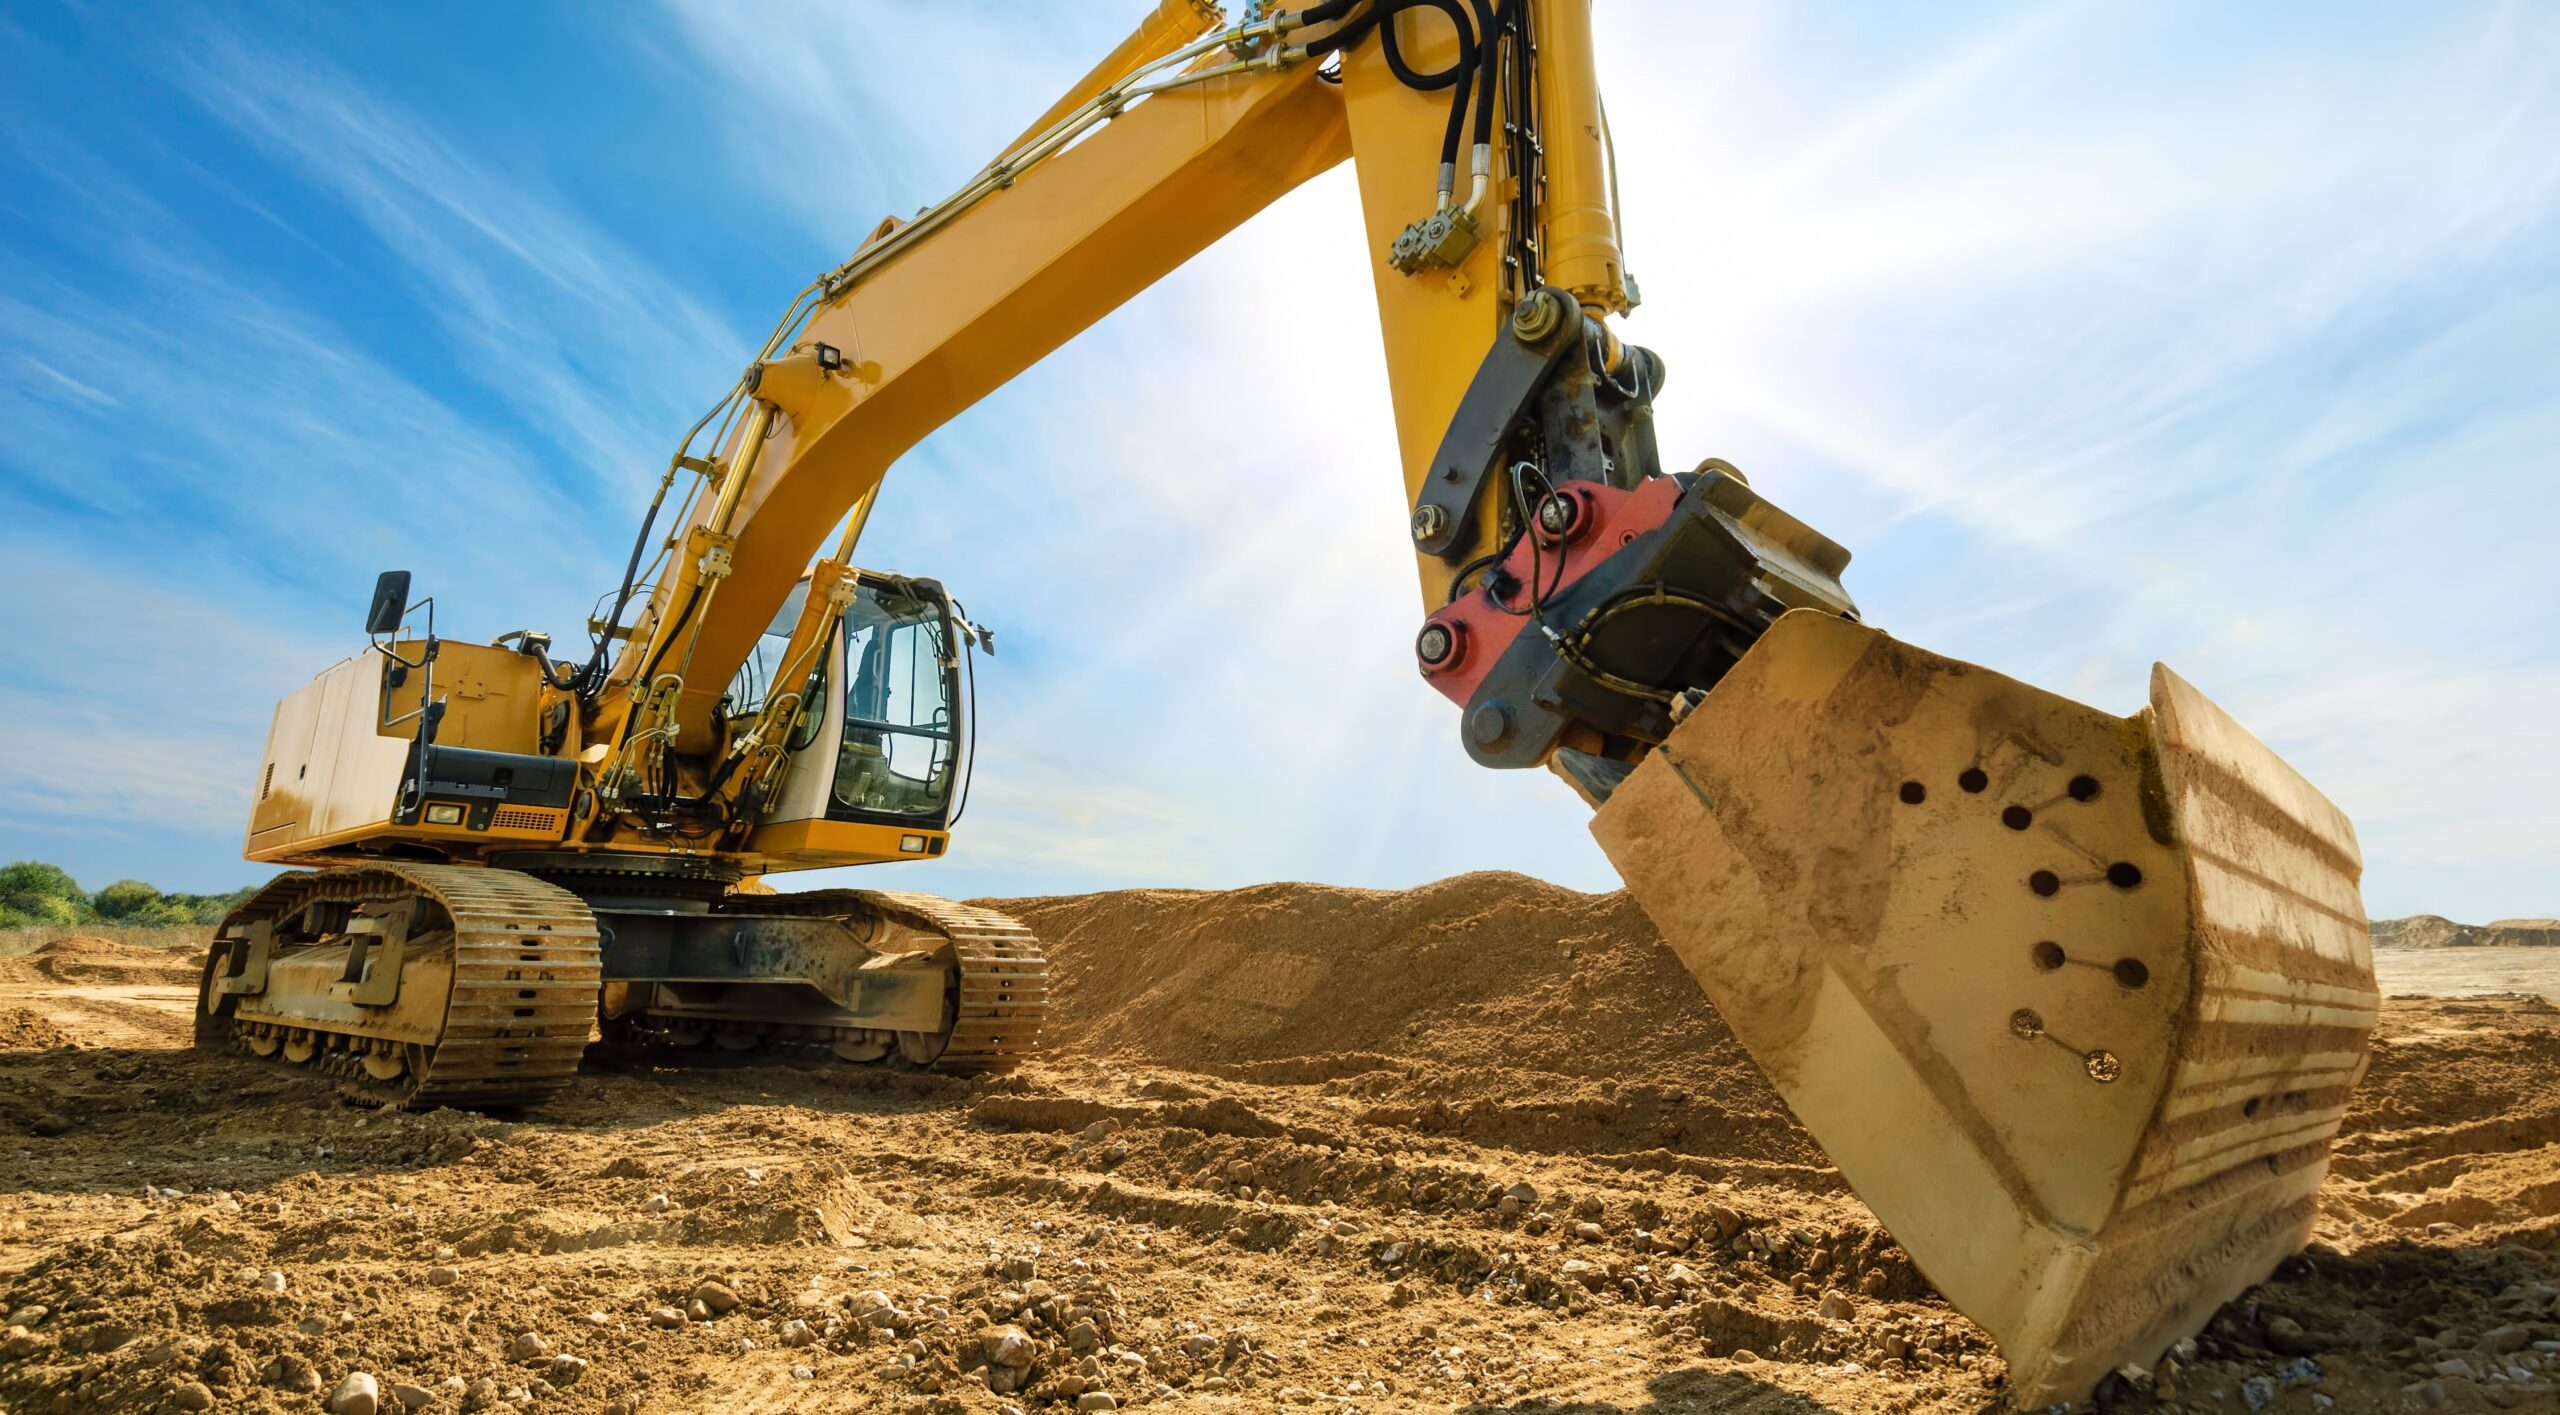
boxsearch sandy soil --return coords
[2373,946,2560,1006]
[1,876,2556,1415]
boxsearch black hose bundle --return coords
[1298,0,1502,184]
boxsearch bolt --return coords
[1511,289,1567,344]
[1469,700,1514,749]
[1410,503,1450,544]
[1415,623,1455,667]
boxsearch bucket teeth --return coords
[1591,610,2380,1406]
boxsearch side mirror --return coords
[366,571,413,637]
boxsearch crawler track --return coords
[699,887,1049,1073]
[195,863,602,1108]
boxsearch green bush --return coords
[0,896,81,928]
[92,878,162,920]
[0,861,259,930]
[166,889,257,924]
[1,861,89,927]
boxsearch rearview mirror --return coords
[366,571,413,637]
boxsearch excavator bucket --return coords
[1591,610,2379,1407]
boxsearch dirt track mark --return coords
[3,987,193,1048]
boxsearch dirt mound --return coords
[0,1007,76,1050]
[0,934,201,988]
[992,872,1737,1079]
[2327,996,2560,1240]
[988,873,1827,1170]
[2347,995,2560,1132]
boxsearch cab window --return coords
[723,582,827,752]
[832,585,956,822]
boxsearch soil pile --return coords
[993,874,1824,1171]
[0,935,199,989]
[996,873,1734,1078]
[0,1008,75,1051]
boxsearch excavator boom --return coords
[206,4,2378,1404]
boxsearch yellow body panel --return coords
[244,641,575,867]
[378,639,549,755]
[747,818,945,872]
[245,654,411,857]
[1335,18,1515,581]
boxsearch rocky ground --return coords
[1,875,2556,1415]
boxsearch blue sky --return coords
[2,2,2553,922]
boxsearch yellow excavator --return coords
[199,1,2381,1403]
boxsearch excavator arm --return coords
[591,1,1704,779]
[234,4,2379,1404]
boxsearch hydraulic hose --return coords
[1472,0,1503,146]
[1377,0,1472,91]
[1380,0,1475,196]
[585,470,679,692]
[1300,0,1479,198]
[1457,0,1497,211]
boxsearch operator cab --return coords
[726,572,969,836]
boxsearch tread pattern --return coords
[728,888,1048,1073]
[199,863,601,1109]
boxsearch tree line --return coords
[0,861,257,929]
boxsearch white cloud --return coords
[0,543,336,860]
[0,34,739,885]
[646,1,1141,248]
[0,248,600,627]
[14,356,117,409]
[163,22,749,495]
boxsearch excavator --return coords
[198,1,2381,1404]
